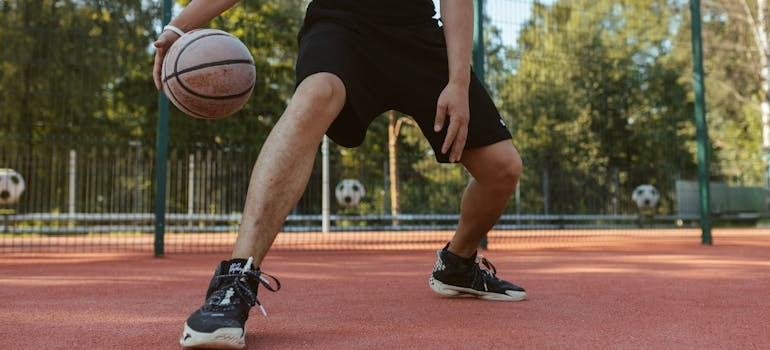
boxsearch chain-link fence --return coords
[1,0,767,253]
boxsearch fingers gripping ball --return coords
[161,29,256,119]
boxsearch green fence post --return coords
[473,0,489,250]
[154,0,173,257]
[473,0,486,85]
[689,0,713,245]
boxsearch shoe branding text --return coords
[229,263,243,275]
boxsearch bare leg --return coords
[448,140,522,258]
[231,73,346,265]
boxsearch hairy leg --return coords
[448,140,522,258]
[231,73,345,265]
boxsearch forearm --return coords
[440,0,474,87]
[167,0,242,32]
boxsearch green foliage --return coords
[502,0,696,214]
[0,0,764,219]
[687,0,766,185]
[1,0,160,212]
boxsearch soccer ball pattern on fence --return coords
[161,29,256,119]
[0,169,25,205]
[632,184,660,210]
[335,179,365,207]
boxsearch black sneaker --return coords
[180,257,280,349]
[429,243,526,301]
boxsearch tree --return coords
[0,0,161,212]
[710,0,767,185]
[501,0,695,214]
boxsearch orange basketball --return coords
[161,29,256,119]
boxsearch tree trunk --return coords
[387,111,401,226]
[757,0,770,153]
[756,0,770,189]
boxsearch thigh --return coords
[393,69,513,163]
[295,22,390,148]
[380,27,512,163]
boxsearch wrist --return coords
[163,24,185,37]
[448,76,471,88]
[447,66,472,87]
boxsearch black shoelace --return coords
[474,255,499,291]
[477,255,498,276]
[209,258,281,316]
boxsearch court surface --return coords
[1,228,768,349]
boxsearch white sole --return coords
[429,276,527,301]
[180,322,246,349]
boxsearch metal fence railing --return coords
[2,0,768,253]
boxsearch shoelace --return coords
[474,254,499,291]
[476,255,498,276]
[213,257,282,316]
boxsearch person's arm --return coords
[434,0,475,163]
[440,0,474,90]
[153,0,242,90]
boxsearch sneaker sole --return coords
[429,276,527,301]
[180,322,246,349]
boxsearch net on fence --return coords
[1,0,767,254]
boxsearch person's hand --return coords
[153,30,183,91]
[434,82,470,163]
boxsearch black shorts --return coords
[295,1,512,163]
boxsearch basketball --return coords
[161,29,256,119]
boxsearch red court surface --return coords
[1,229,768,349]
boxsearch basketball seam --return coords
[173,78,254,100]
[164,80,209,119]
[162,59,254,81]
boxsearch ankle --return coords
[445,243,476,261]
[443,244,477,265]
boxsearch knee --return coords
[480,146,522,195]
[296,72,346,107]
[495,152,522,193]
